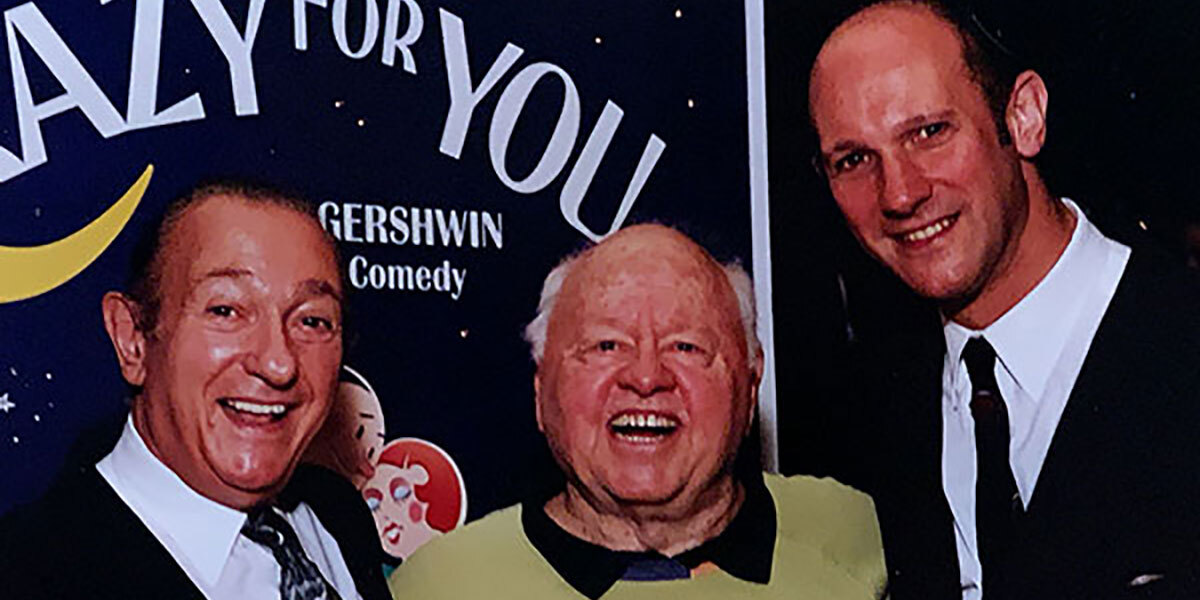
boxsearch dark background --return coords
[768,0,1200,476]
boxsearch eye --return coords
[392,485,412,501]
[363,488,383,511]
[913,122,949,143]
[206,305,236,318]
[300,315,334,331]
[664,337,713,366]
[596,340,618,352]
[290,308,340,342]
[831,150,872,176]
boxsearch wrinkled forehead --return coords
[553,229,742,340]
[161,195,340,287]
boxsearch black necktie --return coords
[241,506,343,600]
[962,337,1023,595]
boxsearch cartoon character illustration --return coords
[303,366,386,488]
[362,438,467,560]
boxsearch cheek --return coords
[408,501,425,523]
[299,343,343,391]
[554,369,617,429]
[158,329,241,409]
[680,371,742,436]
[833,190,882,236]
[182,324,249,367]
[205,340,241,363]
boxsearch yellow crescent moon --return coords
[0,165,154,304]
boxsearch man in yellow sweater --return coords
[389,225,886,599]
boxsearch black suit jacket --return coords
[835,241,1200,600]
[0,447,391,600]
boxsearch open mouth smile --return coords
[607,410,681,444]
[895,214,958,245]
[217,398,294,423]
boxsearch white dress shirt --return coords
[940,199,1130,599]
[96,417,363,600]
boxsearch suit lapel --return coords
[1022,247,1149,519]
[73,466,208,599]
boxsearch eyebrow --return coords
[296,278,343,304]
[893,110,955,136]
[198,267,254,283]
[822,110,958,157]
[195,269,342,304]
[824,139,866,157]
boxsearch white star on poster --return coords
[0,393,13,413]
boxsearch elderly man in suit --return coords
[806,1,1200,598]
[0,182,390,600]
[388,224,887,599]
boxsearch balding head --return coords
[529,224,763,520]
[811,1,1025,147]
[526,225,759,366]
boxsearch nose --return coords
[245,319,299,389]
[618,344,676,397]
[878,154,932,219]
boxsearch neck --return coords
[131,398,269,510]
[544,477,744,557]
[947,178,1075,329]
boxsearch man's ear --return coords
[102,292,148,386]
[1005,70,1049,159]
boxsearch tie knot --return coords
[241,505,342,600]
[962,337,1003,417]
[961,336,996,380]
[242,506,294,551]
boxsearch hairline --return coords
[809,0,1019,149]
[126,182,343,333]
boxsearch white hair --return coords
[523,252,761,364]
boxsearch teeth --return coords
[225,399,286,416]
[609,413,679,429]
[903,216,954,242]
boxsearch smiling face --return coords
[809,4,1029,304]
[535,226,760,513]
[129,195,343,508]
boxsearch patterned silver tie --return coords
[242,506,343,600]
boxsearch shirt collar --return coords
[944,199,1109,399]
[101,416,248,587]
[520,472,776,599]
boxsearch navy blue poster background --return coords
[0,0,760,517]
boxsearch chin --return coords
[604,473,684,505]
[906,278,974,303]
[894,261,982,304]
[214,455,296,496]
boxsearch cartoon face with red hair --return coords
[362,438,467,559]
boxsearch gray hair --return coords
[523,253,761,364]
